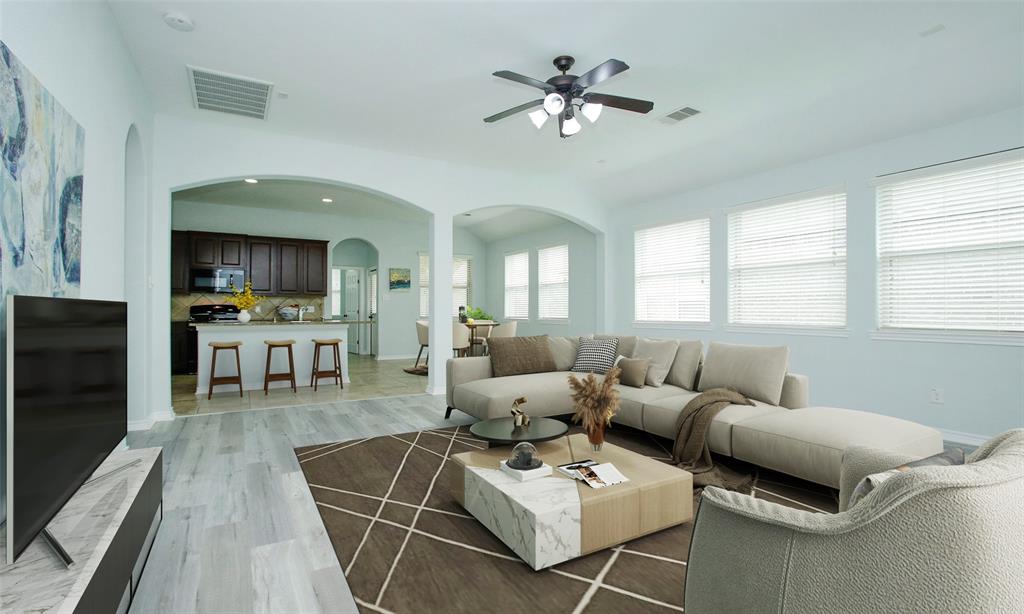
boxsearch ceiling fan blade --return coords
[584,93,654,114]
[483,99,544,123]
[493,70,553,92]
[574,59,629,90]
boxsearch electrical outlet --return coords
[929,388,945,404]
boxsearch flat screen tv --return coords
[5,296,127,564]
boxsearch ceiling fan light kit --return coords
[485,55,653,138]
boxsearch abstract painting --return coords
[389,267,411,291]
[1,40,85,523]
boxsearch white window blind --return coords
[504,251,529,319]
[368,269,378,317]
[418,253,430,318]
[330,268,342,317]
[538,244,569,320]
[877,153,1024,333]
[728,191,847,327]
[634,218,710,323]
[418,253,472,318]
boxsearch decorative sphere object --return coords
[507,442,542,470]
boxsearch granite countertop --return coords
[192,320,351,327]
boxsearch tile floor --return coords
[172,354,428,416]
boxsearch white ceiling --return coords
[172,178,427,221]
[113,1,1024,206]
[455,206,573,242]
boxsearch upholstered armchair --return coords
[684,429,1024,614]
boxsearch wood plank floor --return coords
[127,394,473,613]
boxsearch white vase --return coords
[237,309,252,323]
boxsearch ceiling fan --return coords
[484,55,653,138]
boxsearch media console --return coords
[1,447,162,613]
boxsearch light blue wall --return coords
[605,107,1024,442]
[172,201,486,358]
[483,221,599,337]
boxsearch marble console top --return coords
[0,447,162,614]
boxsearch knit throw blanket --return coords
[671,388,755,493]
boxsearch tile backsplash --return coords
[172,293,325,322]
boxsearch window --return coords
[330,268,343,317]
[504,251,529,319]
[368,268,378,317]
[634,219,710,323]
[417,253,473,318]
[877,153,1024,333]
[538,244,569,320]
[728,191,847,327]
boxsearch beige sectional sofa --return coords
[446,335,944,488]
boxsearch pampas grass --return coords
[568,367,621,432]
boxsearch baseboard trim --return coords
[938,428,989,447]
[425,385,445,396]
[375,354,418,361]
[128,417,155,432]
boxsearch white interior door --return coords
[341,267,363,354]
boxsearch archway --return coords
[331,237,380,356]
[123,125,149,428]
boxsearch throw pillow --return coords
[548,336,580,371]
[849,449,965,508]
[664,340,704,391]
[617,357,650,388]
[488,336,557,378]
[595,334,637,359]
[697,342,789,405]
[571,337,618,374]
[631,338,679,387]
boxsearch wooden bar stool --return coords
[263,340,297,394]
[310,338,344,391]
[208,341,243,400]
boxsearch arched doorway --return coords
[332,237,380,356]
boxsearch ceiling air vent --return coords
[661,106,701,124]
[187,66,273,120]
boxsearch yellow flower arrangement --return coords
[227,279,262,311]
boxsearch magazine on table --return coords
[556,460,629,489]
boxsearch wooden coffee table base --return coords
[451,434,693,570]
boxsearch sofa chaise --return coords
[446,335,943,488]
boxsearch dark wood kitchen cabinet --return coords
[189,232,247,269]
[247,236,276,294]
[171,321,191,375]
[170,231,190,294]
[276,240,304,295]
[303,241,328,295]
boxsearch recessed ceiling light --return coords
[243,178,259,184]
[321,198,333,203]
[162,11,195,32]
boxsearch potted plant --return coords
[568,367,621,451]
[227,279,262,323]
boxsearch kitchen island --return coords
[194,321,350,394]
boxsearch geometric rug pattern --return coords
[295,424,838,613]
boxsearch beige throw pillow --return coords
[617,357,650,388]
[488,336,557,377]
[631,337,679,387]
[547,336,580,371]
[664,340,704,391]
[697,342,789,405]
[595,334,637,359]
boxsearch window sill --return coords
[870,329,1024,347]
[724,325,850,338]
[537,318,570,325]
[632,321,712,331]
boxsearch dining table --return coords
[465,320,496,356]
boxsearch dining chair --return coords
[452,322,471,357]
[482,321,517,355]
[414,320,430,367]
[469,320,495,355]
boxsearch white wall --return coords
[0,1,153,517]
[484,221,599,337]
[173,200,486,359]
[607,107,1024,442]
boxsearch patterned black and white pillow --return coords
[571,337,619,374]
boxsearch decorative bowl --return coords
[277,306,300,321]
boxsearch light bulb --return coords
[543,93,565,115]
[528,109,548,129]
[243,178,259,184]
[561,115,582,136]
[581,102,603,123]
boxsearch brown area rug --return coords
[295,424,837,614]
[401,366,428,376]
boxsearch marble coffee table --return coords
[450,434,693,570]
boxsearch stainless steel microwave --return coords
[189,268,245,294]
